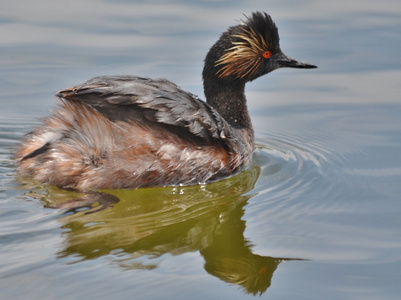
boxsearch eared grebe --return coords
[16,12,316,190]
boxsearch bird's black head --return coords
[203,12,316,84]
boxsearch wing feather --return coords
[56,75,230,143]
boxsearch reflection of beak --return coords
[276,53,317,69]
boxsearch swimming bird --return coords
[16,12,316,190]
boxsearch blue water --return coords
[1,1,401,299]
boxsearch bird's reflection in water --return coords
[33,165,303,295]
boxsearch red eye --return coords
[262,51,271,58]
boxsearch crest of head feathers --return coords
[215,12,280,80]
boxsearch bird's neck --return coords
[204,79,253,131]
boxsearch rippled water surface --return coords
[1,1,401,299]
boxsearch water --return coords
[1,1,401,299]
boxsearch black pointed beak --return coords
[276,53,317,69]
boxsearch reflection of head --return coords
[199,214,297,297]
[203,253,286,296]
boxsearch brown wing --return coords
[56,75,231,143]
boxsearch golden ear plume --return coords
[216,27,269,80]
